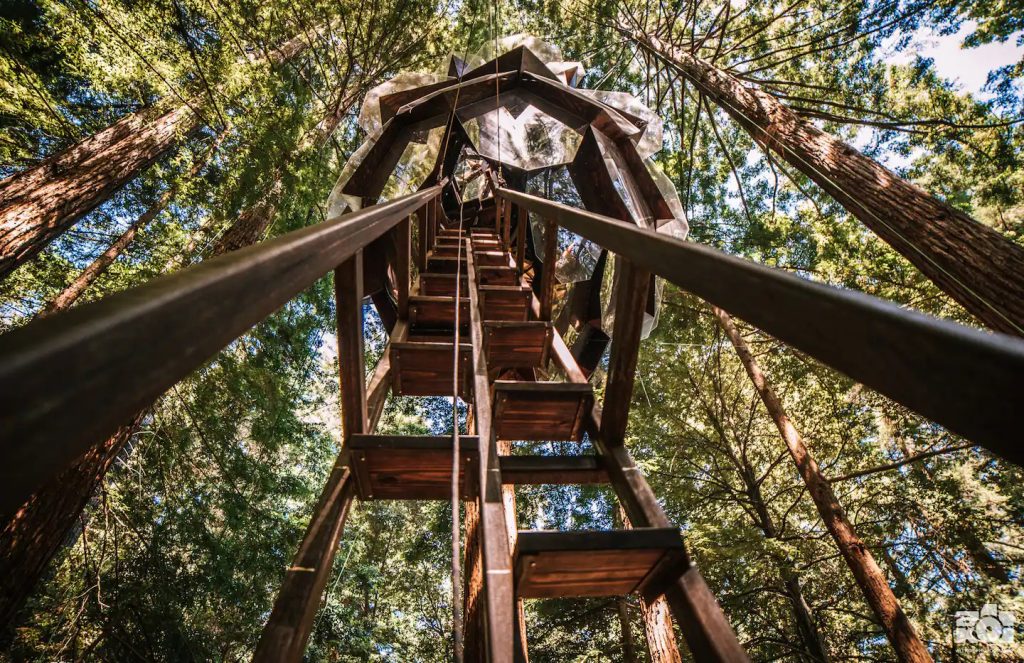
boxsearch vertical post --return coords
[538,220,557,321]
[466,246,516,662]
[501,199,512,251]
[515,206,527,275]
[253,251,368,662]
[601,258,649,443]
[396,216,411,317]
[418,205,429,273]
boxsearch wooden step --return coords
[427,254,468,274]
[409,295,469,328]
[513,528,687,599]
[419,273,467,297]
[348,435,478,500]
[499,455,607,485]
[477,266,518,287]
[391,339,471,397]
[480,285,531,322]
[492,381,592,441]
[470,227,499,236]
[484,321,552,368]
[431,243,467,258]
[474,250,511,267]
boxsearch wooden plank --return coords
[420,272,468,297]
[396,217,411,319]
[480,285,531,322]
[601,257,650,446]
[391,339,472,397]
[478,266,518,286]
[527,289,587,384]
[474,249,512,267]
[496,187,1024,466]
[0,185,441,516]
[409,295,470,328]
[336,252,368,442]
[348,435,479,500]
[538,220,557,320]
[484,321,552,368]
[514,529,685,599]
[417,204,428,273]
[492,381,592,442]
[515,205,527,274]
[465,246,516,662]
[499,455,608,485]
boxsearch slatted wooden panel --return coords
[348,435,479,500]
[474,250,511,267]
[420,273,468,297]
[492,380,592,441]
[427,254,469,274]
[409,295,470,328]
[481,286,532,321]
[484,321,552,368]
[391,340,471,397]
[477,266,518,286]
[514,529,686,599]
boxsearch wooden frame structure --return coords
[1,42,1023,663]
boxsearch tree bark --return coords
[0,33,310,281]
[636,32,1024,337]
[616,597,640,663]
[713,307,933,662]
[0,412,145,631]
[36,131,227,318]
[641,596,682,663]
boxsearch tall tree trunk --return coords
[619,508,682,663]
[0,413,145,631]
[616,597,640,663]
[641,596,682,663]
[635,32,1024,337]
[713,307,932,662]
[36,130,227,318]
[0,33,310,281]
[741,463,832,663]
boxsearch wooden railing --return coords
[496,188,1024,466]
[0,185,443,517]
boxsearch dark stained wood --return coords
[428,253,469,274]
[484,321,552,368]
[538,220,557,320]
[409,294,470,328]
[477,266,518,286]
[0,186,441,516]
[396,217,411,319]
[492,381,592,442]
[514,528,686,599]
[474,250,512,267]
[497,187,1024,464]
[420,272,468,297]
[602,257,651,446]
[465,239,517,660]
[417,205,428,273]
[391,339,472,397]
[336,253,368,441]
[499,455,608,485]
[480,285,532,322]
[348,435,479,500]
[515,206,527,274]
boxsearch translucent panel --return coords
[581,90,663,158]
[526,167,600,285]
[357,72,450,136]
[547,61,586,86]
[474,34,563,65]
[645,159,689,240]
[464,105,581,172]
[325,135,377,216]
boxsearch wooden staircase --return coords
[357,195,687,627]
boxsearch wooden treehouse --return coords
[1,36,1022,663]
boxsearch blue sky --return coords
[885,21,1024,98]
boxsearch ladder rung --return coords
[484,321,552,368]
[492,380,592,442]
[513,528,687,599]
[348,435,479,501]
[499,455,607,485]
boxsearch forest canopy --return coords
[0,0,1022,661]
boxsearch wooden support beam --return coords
[502,200,512,252]
[497,187,1024,466]
[417,204,429,273]
[601,257,650,446]
[538,220,557,321]
[466,247,516,662]
[527,289,587,384]
[0,185,440,517]
[396,217,411,318]
[254,251,372,662]
[499,455,607,485]
[515,206,527,275]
